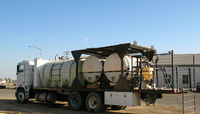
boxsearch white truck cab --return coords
[16,60,34,103]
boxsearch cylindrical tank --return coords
[82,56,102,83]
[104,53,132,83]
[36,59,85,88]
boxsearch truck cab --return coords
[16,61,34,103]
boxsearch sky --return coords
[0,0,200,79]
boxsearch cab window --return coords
[17,64,25,72]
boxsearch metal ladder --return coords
[160,68,172,88]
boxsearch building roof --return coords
[154,54,200,66]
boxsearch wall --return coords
[155,66,200,89]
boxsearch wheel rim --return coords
[70,96,78,108]
[88,96,98,109]
[18,91,25,102]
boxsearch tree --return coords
[8,78,11,83]
[5,78,8,83]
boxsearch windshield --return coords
[17,64,25,72]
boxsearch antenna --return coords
[55,54,58,61]
[64,51,70,60]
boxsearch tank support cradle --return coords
[71,50,83,90]
[114,45,130,91]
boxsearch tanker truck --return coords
[16,42,177,112]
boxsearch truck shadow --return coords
[0,99,136,114]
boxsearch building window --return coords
[182,75,189,84]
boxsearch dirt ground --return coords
[0,89,199,114]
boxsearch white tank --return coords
[82,56,102,83]
[36,59,85,88]
[104,53,134,83]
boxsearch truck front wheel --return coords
[16,89,28,103]
[86,92,104,112]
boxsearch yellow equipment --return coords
[142,67,154,81]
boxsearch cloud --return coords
[83,37,88,42]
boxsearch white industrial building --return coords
[155,54,200,89]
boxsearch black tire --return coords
[68,92,84,111]
[16,89,28,103]
[111,105,126,110]
[86,92,104,113]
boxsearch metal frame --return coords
[70,43,158,92]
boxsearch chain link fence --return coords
[153,51,200,114]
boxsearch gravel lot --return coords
[0,89,199,114]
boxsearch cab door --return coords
[17,64,25,87]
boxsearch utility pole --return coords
[28,45,43,58]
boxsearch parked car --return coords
[0,85,6,89]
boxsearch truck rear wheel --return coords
[16,89,28,103]
[86,92,104,112]
[68,92,84,111]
